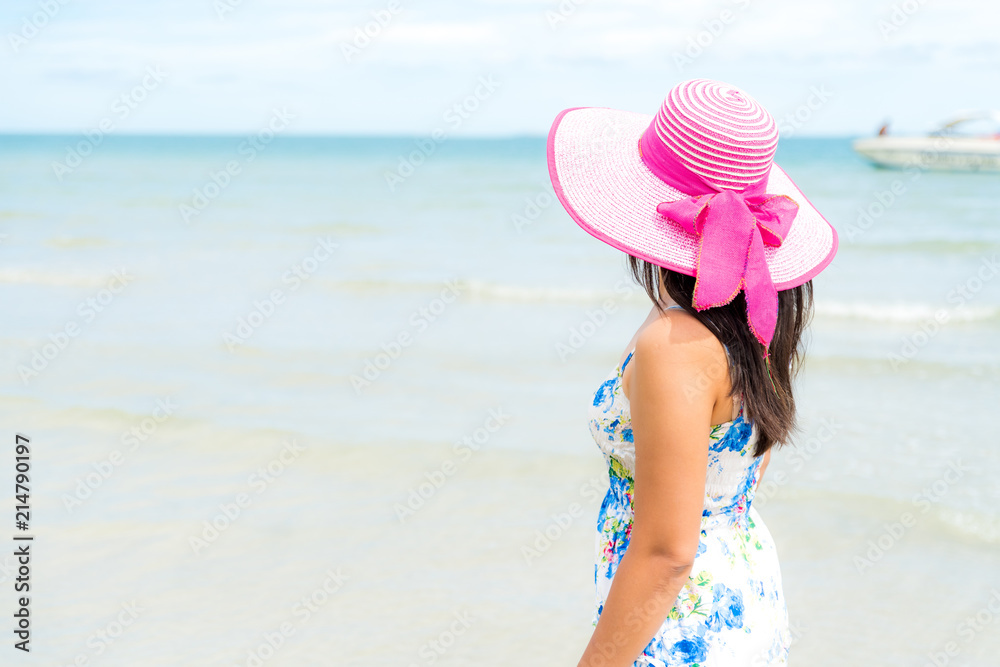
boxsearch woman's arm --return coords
[577,314,722,667]
[756,448,772,490]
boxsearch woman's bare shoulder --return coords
[634,307,725,364]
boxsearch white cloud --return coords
[1,0,998,134]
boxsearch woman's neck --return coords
[656,274,681,310]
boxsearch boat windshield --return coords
[930,112,1000,138]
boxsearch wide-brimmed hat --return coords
[547,78,837,351]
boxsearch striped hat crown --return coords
[651,79,778,191]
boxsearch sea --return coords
[1,133,998,666]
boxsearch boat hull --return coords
[853,136,1000,172]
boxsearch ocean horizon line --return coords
[0,131,866,141]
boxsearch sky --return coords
[1,0,998,136]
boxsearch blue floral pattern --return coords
[587,347,791,666]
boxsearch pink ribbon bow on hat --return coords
[638,128,799,353]
[656,190,798,352]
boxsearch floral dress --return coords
[587,342,790,666]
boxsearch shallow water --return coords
[1,134,998,665]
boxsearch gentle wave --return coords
[0,268,108,288]
[935,507,1000,545]
[45,236,113,249]
[323,278,648,303]
[815,301,998,323]
[848,239,1000,254]
[0,210,42,221]
[329,279,1000,322]
[462,279,646,303]
[323,278,999,318]
[769,485,1000,545]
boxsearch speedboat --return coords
[852,111,1000,171]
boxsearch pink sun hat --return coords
[547,78,838,351]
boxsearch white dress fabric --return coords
[587,331,790,666]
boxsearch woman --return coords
[546,79,838,665]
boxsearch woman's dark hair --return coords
[627,256,813,457]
